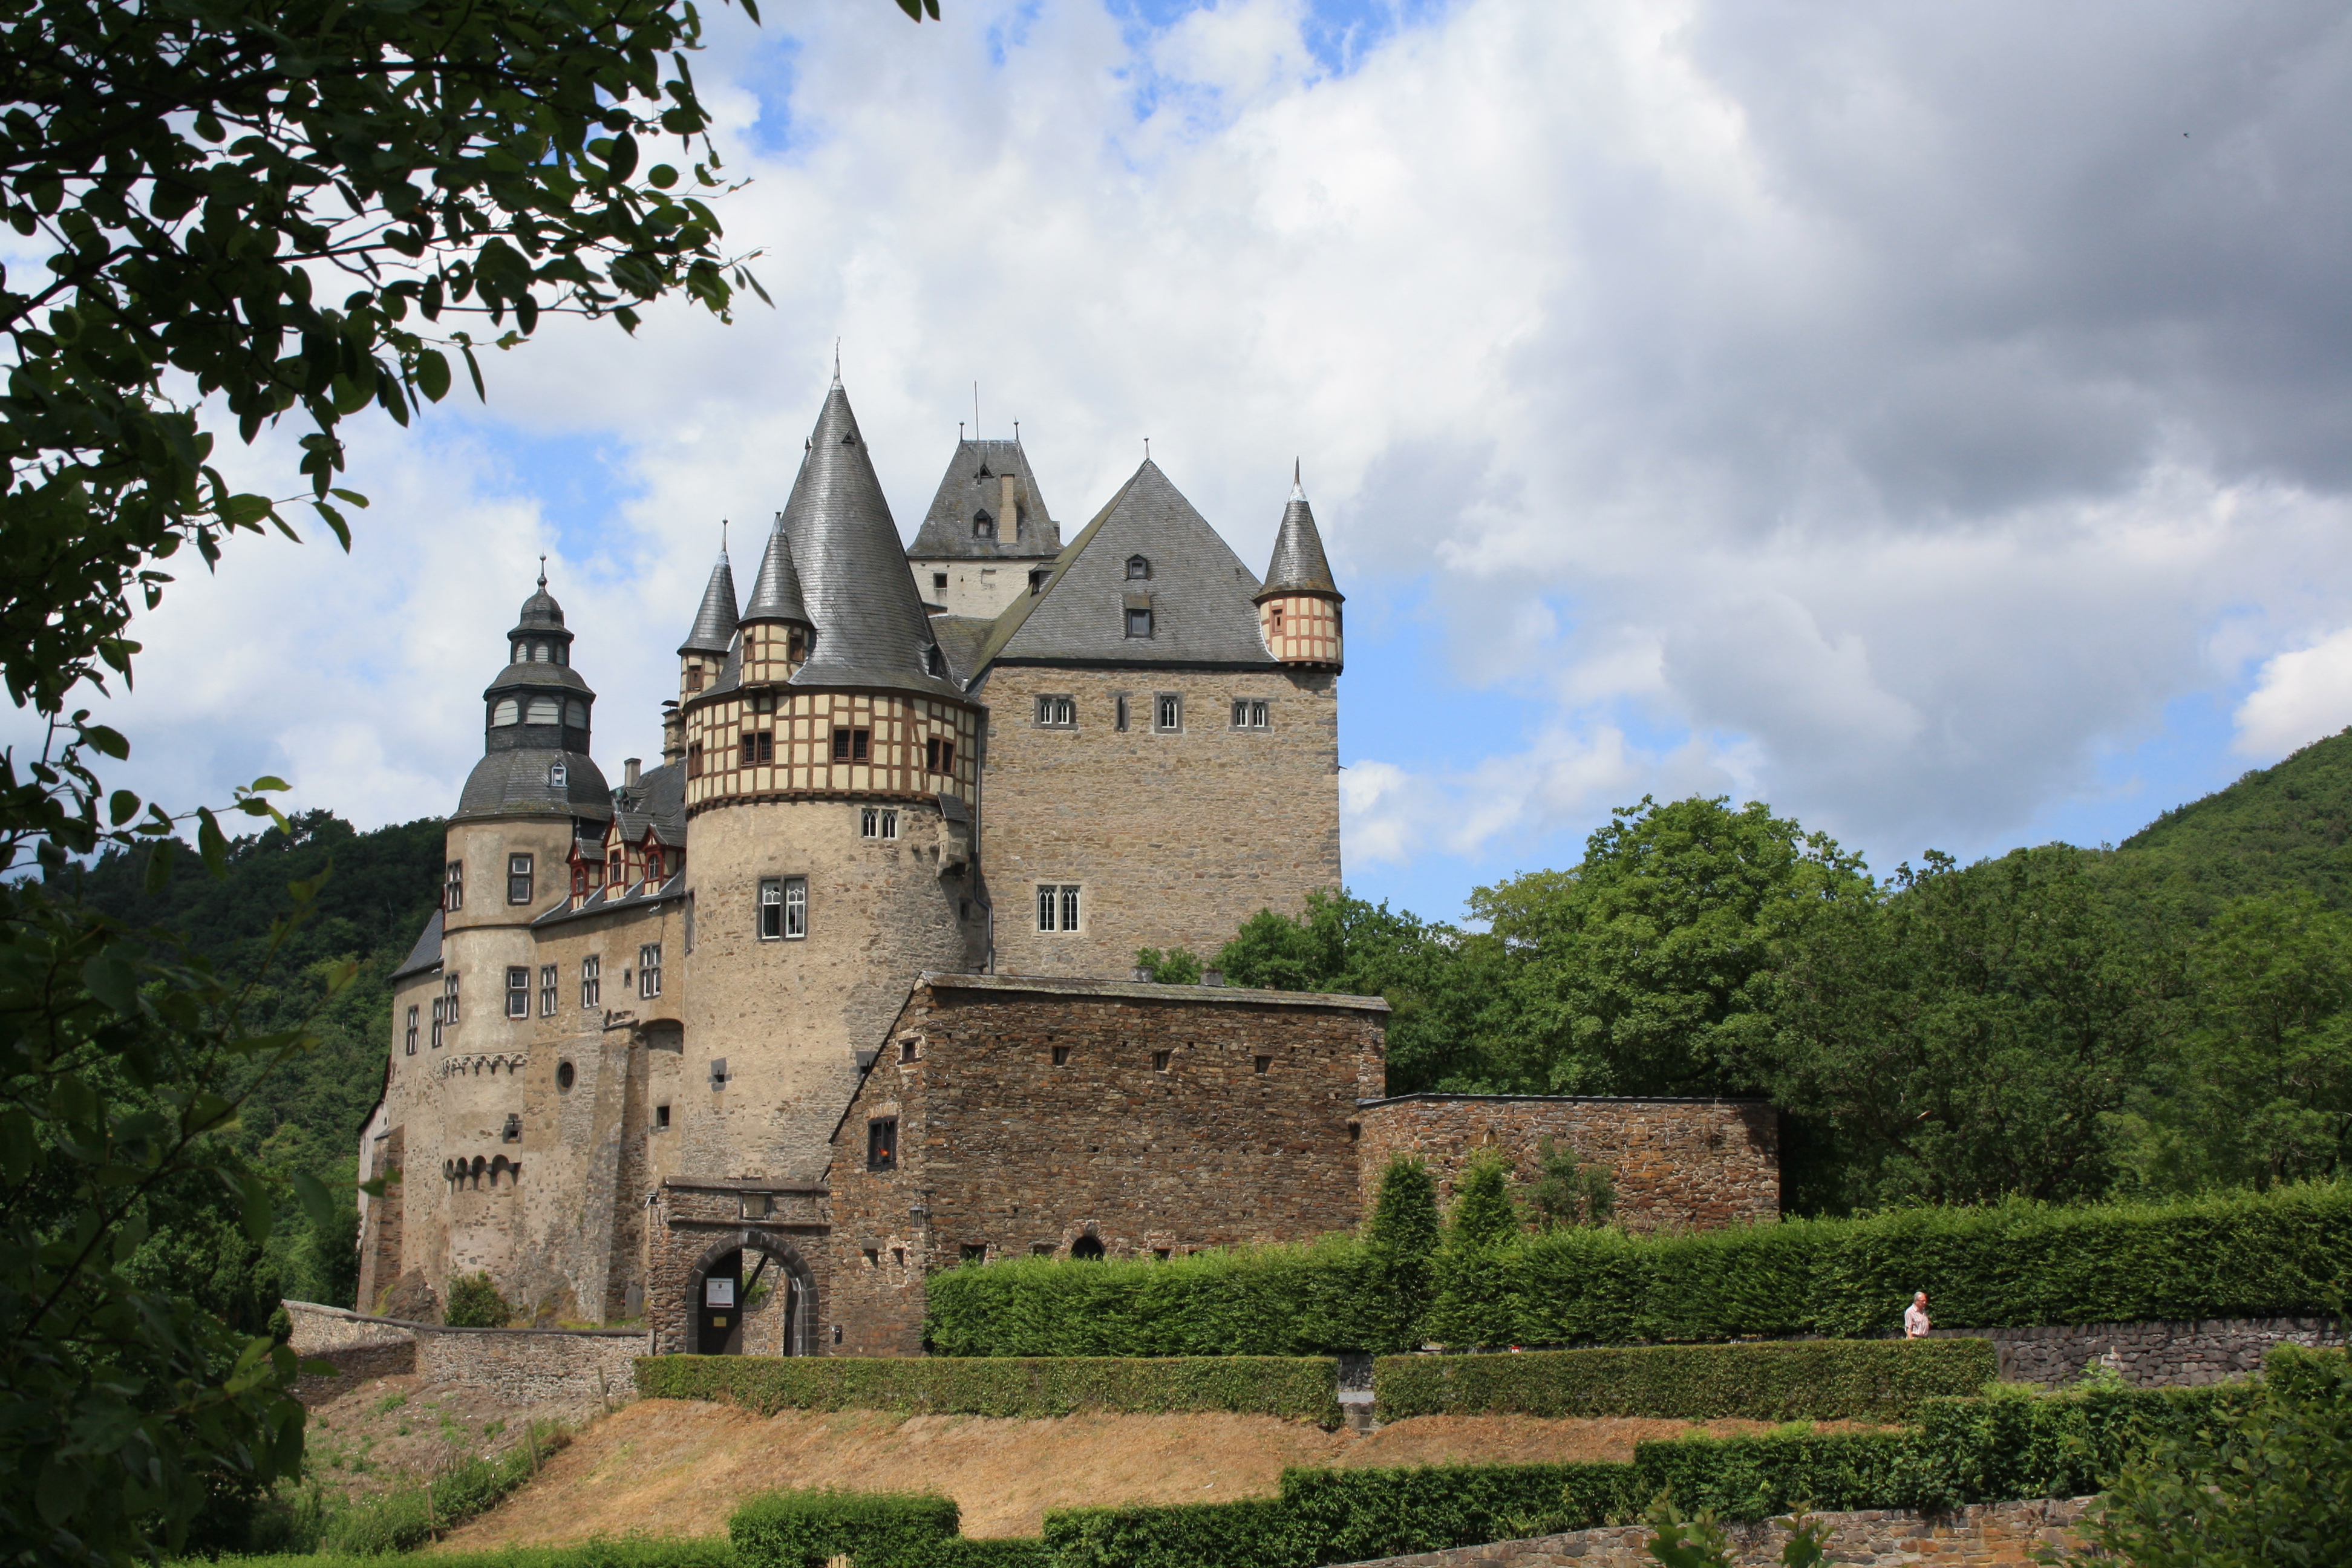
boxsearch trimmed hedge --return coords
[636,1354,1342,1424]
[1373,1339,1995,1422]
[221,1544,738,1568]
[927,1182,2352,1353]
[730,1489,961,1568]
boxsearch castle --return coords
[356,381,1777,1355]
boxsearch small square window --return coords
[867,1117,898,1171]
[1152,1050,1171,1071]
[1051,1045,1071,1066]
[1126,555,1151,580]
[1030,1243,1054,1256]
[741,1192,773,1219]
[502,1113,522,1142]
[932,572,949,593]
[655,1103,671,1129]
[900,1039,919,1063]
[960,1244,987,1264]
[1347,1121,1362,1142]
[1037,884,1080,933]
[861,808,899,840]
[1253,1055,1272,1074]
[1154,694,1181,733]
[1126,607,1153,638]
[925,735,956,774]
[832,727,871,762]
[893,1247,906,1267]
[863,1247,881,1266]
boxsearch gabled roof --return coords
[975,461,1276,670]
[777,385,962,700]
[909,439,1062,561]
[679,549,739,656]
[1261,468,1341,599]
[608,759,687,848]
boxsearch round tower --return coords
[675,381,985,1198]
[425,572,613,1286]
[1256,462,1344,669]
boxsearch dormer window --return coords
[548,763,568,787]
[978,463,993,478]
[1030,569,1049,596]
[1126,555,1151,580]
[973,511,995,540]
[841,431,857,444]
[925,645,944,676]
[1126,607,1153,638]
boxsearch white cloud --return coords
[2236,630,2352,760]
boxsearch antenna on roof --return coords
[973,381,981,440]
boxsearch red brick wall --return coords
[1354,1095,1778,1233]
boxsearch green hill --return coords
[2104,726,2352,918]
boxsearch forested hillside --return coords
[2105,725,2352,915]
[45,810,446,1307]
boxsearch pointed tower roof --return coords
[678,543,740,656]
[1259,461,1341,599]
[976,460,1275,670]
[909,438,1063,561]
[778,384,960,699]
[740,514,810,625]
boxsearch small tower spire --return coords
[1256,464,1344,671]
[537,554,548,589]
[678,531,740,659]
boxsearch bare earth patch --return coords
[439,1398,1883,1545]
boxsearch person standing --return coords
[1904,1291,1932,1338]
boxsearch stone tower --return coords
[1256,464,1344,670]
[905,437,1063,619]
[674,380,987,1187]
[417,575,613,1282]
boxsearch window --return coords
[557,1060,576,1091]
[1347,1121,1362,1143]
[565,696,584,721]
[1051,1045,1071,1067]
[861,808,898,840]
[1253,1055,1272,1075]
[503,1113,522,1142]
[1116,695,1130,731]
[867,1117,898,1171]
[1125,606,1152,638]
[445,860,464,910]
[789,629,807,662]
[687,742,704,777]
[932,571,949,593]
[506,966,530,1018]
[710,1057,728,1089]
[430,997,445,1048]
[893,1247,905,1267]
[526,694,560,724]
[753,691,776,714]
[646,846,665,881]
[1070,1236,1106,1260]
[1232,699,1270,730]
[581,955,601,1008]
[1155,693,1182,732]
[639,944,662,998]
[1152,1050,1171,1071]
[687,665,705,693]
[1037,884,1081,933]
[960,1244,987,1264]
[655,1103,670,1129]
[741,731,773,765]
[443,972,460,1025]
[925,644,944,676]
[1270,603,1284,635]
[540,964,558,1016]
[684,891,695,952]
[972,510,995,538]
[831,727,869,762]
[741,1192,772,1219]
[759,878,785,939]
[1126,554,1151,580]
[1029,569,1049,596]
[491,697,520,725]
[508,853,534,904]
[609,852,622,886]
[900,1039,919,1063]
[548,762,568,787]
[405,1005,419,1056]
[784,877,807,939]
[926,736,956,773]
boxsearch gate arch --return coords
[682,1230,818,1356]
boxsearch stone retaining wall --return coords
[1334,1497,2092,1568]
[283,1299,645,1406]
[1933,1316,2345,1387]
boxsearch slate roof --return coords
[679,549,739,656]
[772,385,962,701]
[975,460,1276,670]
[456,746,613,823]
[390,909,443,980]
[532,869,687,929]
[1261,468,1341,599]
[482,659,593,698]
[609,759,687,848]
[909,439,1062,561]
[928,614,998,684]
[741,515,811,625]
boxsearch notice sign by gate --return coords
[705,1278,734,1307]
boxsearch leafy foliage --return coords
[230,1544,738,1568]
[1131,947,1202,985]
[440,1271,512,1328]
[635,1354,1345,1424]
[730,1489,961,1568]
[1527,1135,1615,1230]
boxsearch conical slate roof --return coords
[741,515,810,625]
[1260,464,1341,599]
[678,547,739,656]
[779,385,960,699]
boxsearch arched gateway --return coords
[682,1231,818,1356]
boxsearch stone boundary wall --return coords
[1933,1315,2345,1388]
[1333,1497,2092,1568]
[283,1299,645,1407]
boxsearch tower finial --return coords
[832,339,841,387]
[1290,458,1304,500]
[720,518,729,560]
[537,554,547,589]
[1145,437,1151,461]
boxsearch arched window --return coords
[1126,555,1151,580]
[525,695,560,724]
[1070,1235,1106,1260]
[532,642,549,662]
[566,699,588,726]
[491,697,520,725]
[972,511,995,540]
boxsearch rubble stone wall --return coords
[1939,1316,2347,1387]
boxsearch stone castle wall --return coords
[1333,1497,2092,1568]
[1937,1316,2347,1387]
[825,974,1389,1355]
[283,1300,642,1407]
[979,664,1341,981]
[1353,1094,1780,1233]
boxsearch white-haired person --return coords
[1904,1291,1932,1338]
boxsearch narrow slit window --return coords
[1115,695,1129,731]
[405,1005,419,1056]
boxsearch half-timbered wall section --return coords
[1259,593,1342,666]
[681,689,979,812]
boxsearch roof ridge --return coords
[965,464,1149,675]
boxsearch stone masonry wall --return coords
[283,1299,642,1406]
[980,664,1341,982]
[1332,1497,2092,1568]
[826,973,1388,1356]
[645,1184,829,1357]
[1353,1094,1779,1233]
[1936,1316,2347,1388]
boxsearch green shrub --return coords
[635,1354,1342,1424]
[442,1271,512,1328]
[909,1540,1049,1568]
[924,1181,2352,1354]
[218,1542,737,1568]
[730,1489,960,1568]
[1282,1463,1632,1561]
[313,1424,569,1554]
[1374,1339,1996,1422]
[1043,1498,1301,1568]
[1630,1432,1914,1520]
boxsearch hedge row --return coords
[635,1354,1342,1423]
[1040,1380,2253,1568]
[223,1543,739,1568]
[1372,1339,1995,1422]
[728,1490,1047,1568]
[926,1182,2352,1353]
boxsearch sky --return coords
[12,0,2352,924]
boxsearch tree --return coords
[1360,1155,1439,1351]
[1426,1153,1520,1348]
[1771,847,2179,1206]
[1471,795,1874,1097]
[1526,1135,1614,1229]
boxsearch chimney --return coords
[624,757,642,788]
[1001,473,1020,542]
